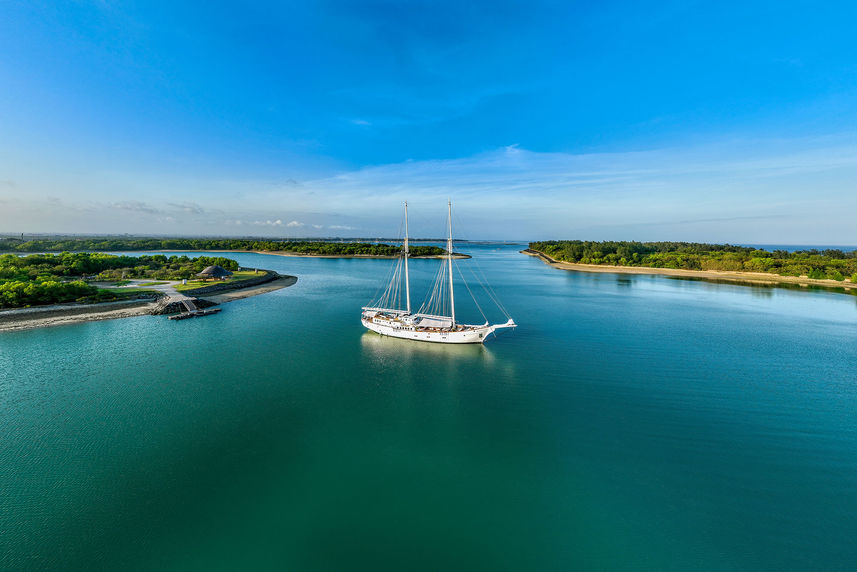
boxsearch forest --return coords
[0,237,446,257]
[0,253,239,308]
[529,241,857,282]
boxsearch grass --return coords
[175,270,263,291]
[137,281,168,286]
[101,287,161,295]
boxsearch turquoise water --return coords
[2,244,857,569]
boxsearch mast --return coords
[447,199,455,325]
[404,201,411,314]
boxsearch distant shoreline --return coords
[142,249,471,259]
[523,249,857,292]
[0,249,470,259]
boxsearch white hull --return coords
[360,201,515,345]
[361,312,514,344]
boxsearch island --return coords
[526,241,857,292]
[0,252,296,332]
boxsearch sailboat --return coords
[361,201,516,344]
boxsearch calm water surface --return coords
[2,244,857,569]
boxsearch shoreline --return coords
[252,250,471,259]
[0,249,470,259]
[523,249,857,292]
[151,249,471,260]
[0,299,158,333]
[0,273,298,333]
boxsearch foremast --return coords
[404,201,411,314]
[447,199,455,325]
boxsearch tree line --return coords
[529,241,857,282]
[0,237,446,257]
[0,253,240,308]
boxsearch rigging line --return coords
[377,254,403,309]
[420,255,440,311]
[421,259,446,315]
[448,208,511,318]
[367,207,407,308]
[368,251,399,306]
[419,254,449,317]
[454,259,487,324]
[468,257,511,318]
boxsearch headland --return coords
[0,269,297,333]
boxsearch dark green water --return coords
[2,244,857,570]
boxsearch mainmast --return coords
[447,199,455,325]
[404,201,411,314]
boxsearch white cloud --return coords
[168,201,205,214]
[286,220,303,227]
[109,200,162,214]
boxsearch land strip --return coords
[252,250,470,259]
[0,270,297,333]
[523,249,857,292]
[0,299,158,332]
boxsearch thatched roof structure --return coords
[196,265,233,279]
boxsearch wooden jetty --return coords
[168,298,221,321]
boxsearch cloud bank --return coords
[2,135,857,243]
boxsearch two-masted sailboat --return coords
[361,201,516,344]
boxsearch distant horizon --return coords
[2,233,856,252]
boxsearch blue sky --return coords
[1,1,856,241]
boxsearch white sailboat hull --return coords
[361,313,515,344]
[360,201,515,345]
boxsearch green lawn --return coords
[137,281,168,286]
[175,270,263,291]
[101,287,160,295]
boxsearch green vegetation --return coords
[175,270,261,292]
[0,279,107,308]
[102,287,163,295]
[0,252,239,308]
[530,241,857,281]
[0,237,446,257]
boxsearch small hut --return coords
[196,265,233,281]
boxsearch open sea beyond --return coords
[2,243,857,569]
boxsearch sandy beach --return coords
[523,249,857,292]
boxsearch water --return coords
[743,244,857,253]
[2,244,857,569]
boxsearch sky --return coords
[1,1,856,242]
